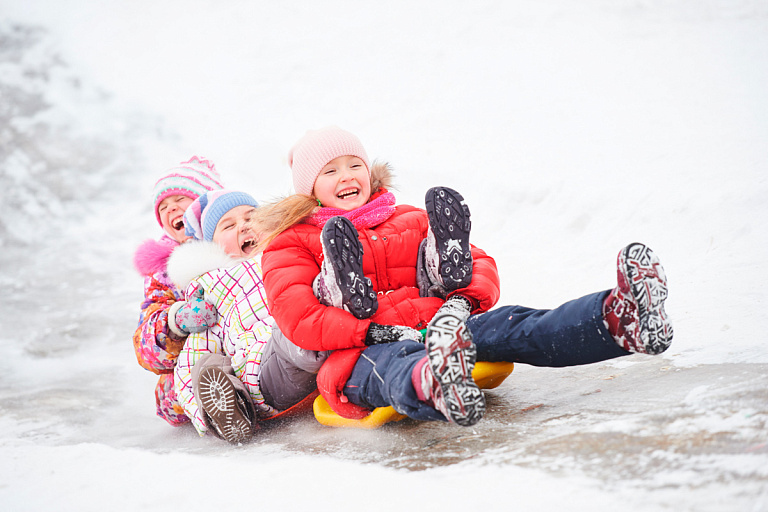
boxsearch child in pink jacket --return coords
[132,157,223,426]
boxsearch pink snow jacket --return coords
[167,241,274,436]
[132,235,189,426]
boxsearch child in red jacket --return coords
[258,127,673,427]
[259,127,497,426]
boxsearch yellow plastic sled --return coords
[313,361,514,428]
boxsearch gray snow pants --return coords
[259,325,330,410]
[190,326,328,413]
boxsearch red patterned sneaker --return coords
[603,243,674,355]
[423,310,485,426]
[314,216,378,319]
[424,187,473,291]
[197,366,257,444]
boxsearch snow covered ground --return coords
[1,1,766,510]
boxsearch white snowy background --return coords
[1,1,766,511]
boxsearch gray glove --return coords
[434,295,473,323]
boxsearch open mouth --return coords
[171,217,184,230]
[241,238,256,254]
[337,188,359,200]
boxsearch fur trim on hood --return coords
[253,160,396,248]
[369,160,395,195]
[133,236,179,276]
[166,241,237,290]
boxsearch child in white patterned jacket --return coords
[168,189,328,444]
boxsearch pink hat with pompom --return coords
[152,156,224,226]
[288,126,370,196]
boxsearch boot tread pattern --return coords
[198,366,255,444]
[425,187,473,289]
[619,243,673,355]
[426,311,485,426]
[322,216,378,319]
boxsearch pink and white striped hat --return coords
[152,156,224,226]
[288,126,371,196]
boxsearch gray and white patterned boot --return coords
[603,243,674,355]
[420,310,485,427]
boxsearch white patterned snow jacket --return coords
[167,241,274,435]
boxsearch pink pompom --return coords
[133,236,179,276]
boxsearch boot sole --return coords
[425,187,473,289]
[618,243,674,355]
[425,311,485,426]
[321,216,378,319]
[198,366,255,444]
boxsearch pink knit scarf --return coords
[305,192,396,230]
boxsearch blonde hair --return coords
[252,160,395,252]
[251,194,318,252]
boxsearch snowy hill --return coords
[0,2,766,511]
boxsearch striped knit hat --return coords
[183,190,259,241]
[152,156,224,226]
[289,126,371,196]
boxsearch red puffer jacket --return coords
[262,189,500,418]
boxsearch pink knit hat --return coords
[289,126,371,196]
[152,156,224,226]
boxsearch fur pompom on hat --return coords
[152,156,224,226]
[183,190,258,242]
[133,236,178,276]
[289,126,371,196]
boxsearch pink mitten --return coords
[172,286,218,335]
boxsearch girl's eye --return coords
[324,168,336,174]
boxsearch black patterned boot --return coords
[314,216,378,319]
[423,187,473,291]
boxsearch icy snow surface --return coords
[0,1,766,511]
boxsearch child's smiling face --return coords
[158,195,194,243]
[312,155,371,211]
[212,205,261,259]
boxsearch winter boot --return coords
[422,187,473,293]
[193,355,257,444]
[603,243,674,355]
[313,215,378,319]
[418,309,485,426]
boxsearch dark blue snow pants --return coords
[343,290,631,420]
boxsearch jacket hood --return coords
[166,240,237,290]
